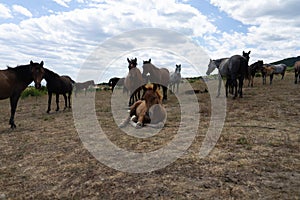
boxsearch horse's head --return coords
[206,59,217,75]
[142,58,152,80]
[242,51,251,62]
[142,84,161,109]
[175,64,181,74]
[30,60,45,89]
[127,57,137,70]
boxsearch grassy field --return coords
[0,72,299,199]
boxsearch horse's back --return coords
[228,55,248,75]
[160,68,170,85]
[294,61,300,71]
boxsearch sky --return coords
[0,0,299,83]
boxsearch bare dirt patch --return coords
[0,73,299,199]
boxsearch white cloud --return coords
[208,0,300,63]
[12,5,33,18]
[0,0,215,81]
[52,0,72,7]
[0,3,12,19]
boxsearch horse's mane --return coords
[144,84,163,101]
[44,68,60,79]
[7,64,30,72]
[214,58,228,67]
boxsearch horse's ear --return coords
[142,84,147,92]
[243,51,245,54]
[153,83,157,91]
[149,58,151,63]
[30,60,33,65]
[248,51,251,55]
[134,58,137,62]
[127,58,130,63]
[40,61,44,66]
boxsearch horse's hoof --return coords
[136,122,143,129]
[10,124,16,129]
[46,110,50,114]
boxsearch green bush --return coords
[21,86,47,99]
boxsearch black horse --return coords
[43,68,75,113]
[226,51,250,98]
[0,61,45,129]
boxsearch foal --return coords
[119,84,166,129]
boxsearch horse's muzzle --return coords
[35,83,42,89]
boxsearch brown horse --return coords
[294,61,300,84]
[0,60,45,129]
[142,59,170,100]
[74,80,95,96]
[124,58,144,106]
[43,68,75,113]
[119,84,166,129]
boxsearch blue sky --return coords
[0,0,299,82]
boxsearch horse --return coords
[119,84,167,129]
[294,61,300,84]
[226,51,251,99]
[261,63,287,85]
[206,58,229,97]
[74,80,95,96]
[0,60,45,129]
[142,59,170,101]
[108,77,125,92]
[247,60,263,87]
[124,58,144,106]
[43,68,75,113]
[169,64,182,93]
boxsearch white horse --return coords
[169,64,181,93]
[206,58,229,97]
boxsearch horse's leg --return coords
[162,85,167,101]
[295,71,298,84]
[68,92,72,108]
[239,77,244,98]
[270,74,273,85]
[9,94,20,129]
[225,79,229,98]
[63,93,67,110]
[281,72,285,80]
[216,75,222,97]
[232,79,238,99]
[55,94,60,111]
[47,92,52,113]
[176,82,179,93]
[251,76,254,87]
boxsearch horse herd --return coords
[0,55,299,129]
[207,51,300,98]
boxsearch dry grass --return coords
[0,73,299,199]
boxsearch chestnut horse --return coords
[142,59,170,101]
[294,61,300,84]
[119,84,166,129]
[261,63,287,85]
[0,61,45,129]
[124,58,144,106]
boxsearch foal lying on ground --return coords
[119,84,167,129]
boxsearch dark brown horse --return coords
[119,84,166,129]
[226,51,250,98]
[0,60,45,129]
[294,61,300,84]
[124,58,144,106]
[43,68,75,113]
[247,60,263,87]
[142,59,170,101]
